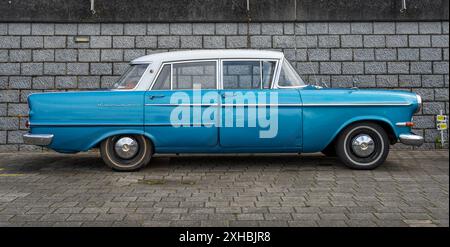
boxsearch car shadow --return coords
[0,153,347,174]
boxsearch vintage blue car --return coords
[23,50,423,171]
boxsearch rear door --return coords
[144,60,219,148]
[219,59,302,148]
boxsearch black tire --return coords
[321,144,337,157]
[336,122,389,170]
[100,134,152,171]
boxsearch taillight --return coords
[25,120,30,128]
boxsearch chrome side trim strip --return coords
[144,103,302,107]
[144,102,411,107]
[30,123,143,127]
[222,103,302,107]
[144,103,218,107]
[302,103,412,106]
[145,123,215,127]
[29,123,215,127]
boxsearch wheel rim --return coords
[343,126,384,166]
[114,137,139,159]
[351,134,375,158]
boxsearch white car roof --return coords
[131,49,285,64]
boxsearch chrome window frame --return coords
[111,63,151,91]
[149,59,220,91]
[274,57,308,89]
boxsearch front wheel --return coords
[100,134,152,171]
[336,122,389,170]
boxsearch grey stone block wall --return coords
[0,21,449,152]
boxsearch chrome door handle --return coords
[149,95,165,100]
[221,93,234,98]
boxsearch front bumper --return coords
[23,133,54,146]
[399,133,424,146]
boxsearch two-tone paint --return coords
[25,50,422,156]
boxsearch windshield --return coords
[278,60,306,87]
[112,64,148,90]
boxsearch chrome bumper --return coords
[23,133,54,146]
[399,133,424,146]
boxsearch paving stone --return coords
[0,151,422,227]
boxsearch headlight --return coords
[415,94,422,113]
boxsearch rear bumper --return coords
[399,133,424,146]
[23,133,54,146]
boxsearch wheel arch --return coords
[87,130,156,153]
[324,117,398,151]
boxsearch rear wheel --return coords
[336,122,389,170]
[100,134,152,171]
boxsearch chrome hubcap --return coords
[114,137,139,159]
[351,134,375,157]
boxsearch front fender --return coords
[300,88,417,153]
[326,115,397,148]
[302,106,410,153]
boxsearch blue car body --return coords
[23,50,423,171]
[27,87,419,153]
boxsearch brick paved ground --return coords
[0,150,448,227]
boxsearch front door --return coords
[219,60,303,148]
[144,61,219,149]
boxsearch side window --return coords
[223,61,260,89]
[173,61,217,90]
[152,64,171,90]
[262,61,276,89]
[278,60,306,87]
